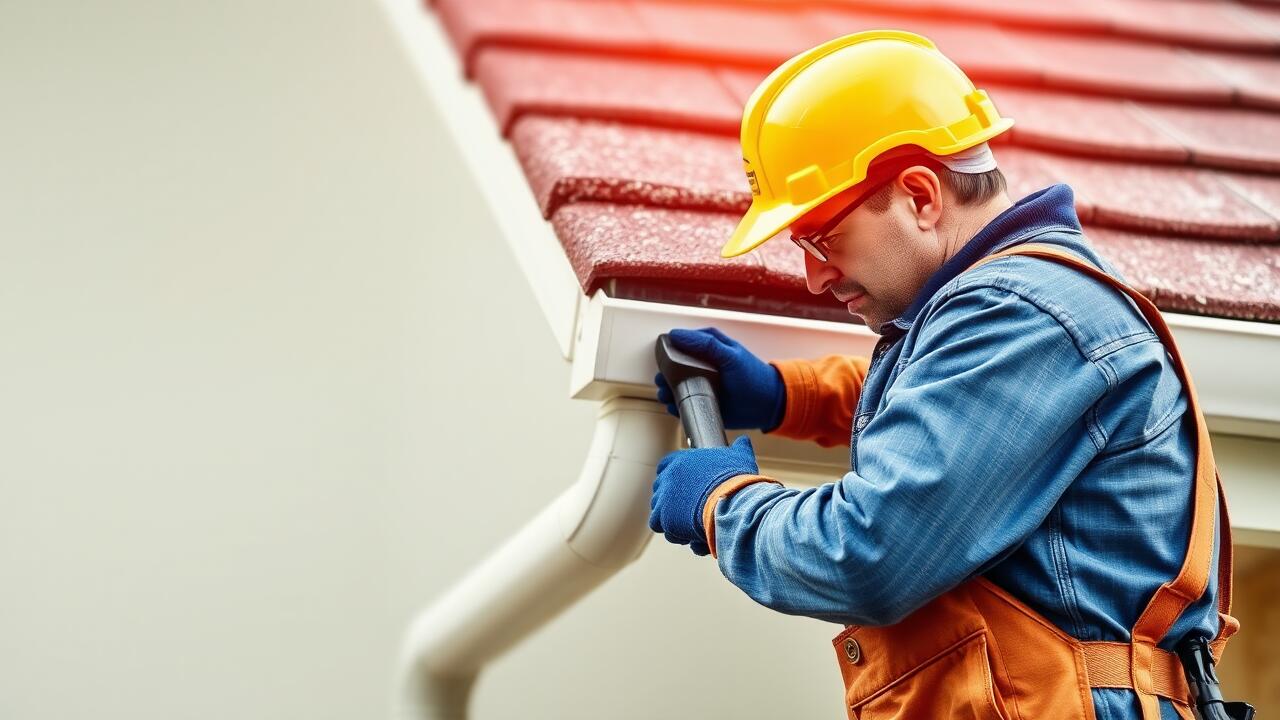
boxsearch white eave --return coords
[382,0,1280,545]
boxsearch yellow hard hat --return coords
[722,30,1014,258]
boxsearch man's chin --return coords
[850,309,886,334]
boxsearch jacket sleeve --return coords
[702,474,782,560]
[709,286,1111,626]
[768,355,870,448]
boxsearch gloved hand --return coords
[653,328,786,432]
[649,435,759,556]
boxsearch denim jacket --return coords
[712,185,1220,720]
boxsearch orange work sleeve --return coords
[768,355,871,448]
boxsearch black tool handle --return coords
[654,334,728,448]
[1177,636,1255,720]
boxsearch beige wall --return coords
[1,2,1273,718]
[0,2,836,718]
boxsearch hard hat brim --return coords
[721,198,815,258]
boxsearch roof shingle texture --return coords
[433,0,1280,323]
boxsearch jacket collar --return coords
[880,184,1082,338]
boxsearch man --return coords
[648,31,1239,720]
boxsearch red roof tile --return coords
[473,47,740,134]
[428,0,1280,322]
[1241,1,1280,36]
[1219,172,1280,224]
[1191,48,1280,111]
[510,116,746,217]
[1032,154,1280,242]
[991,146,1073,205]
[1091,227,1280,321]
[632,2,828,66]
[1105,0,1280,52]
[1137,104,1280,173]
[550,202,767,290]
[807,10,1045,85]
[436,0,653,74]
[892,0,1115,36]
[715,67,771,108]
[552,202,853,322]
[989,86,1190,164]
[1012,32,1232,104]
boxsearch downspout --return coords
[395,397,675,720]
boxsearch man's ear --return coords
[897,166,943,231]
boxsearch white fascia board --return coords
[379,0,582,359]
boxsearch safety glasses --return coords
[789,176,895,263]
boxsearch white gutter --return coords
[380,3,1280,718]
[572,292,1280,439]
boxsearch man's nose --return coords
[804,251,838,295]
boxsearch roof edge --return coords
[380,0,583,359]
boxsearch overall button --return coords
[843,638,861,664]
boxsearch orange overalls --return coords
[703,245,1237,720]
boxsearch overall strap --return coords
[967,243,1231,719]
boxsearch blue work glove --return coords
[649,435,759,556]
[653,328,786,432]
